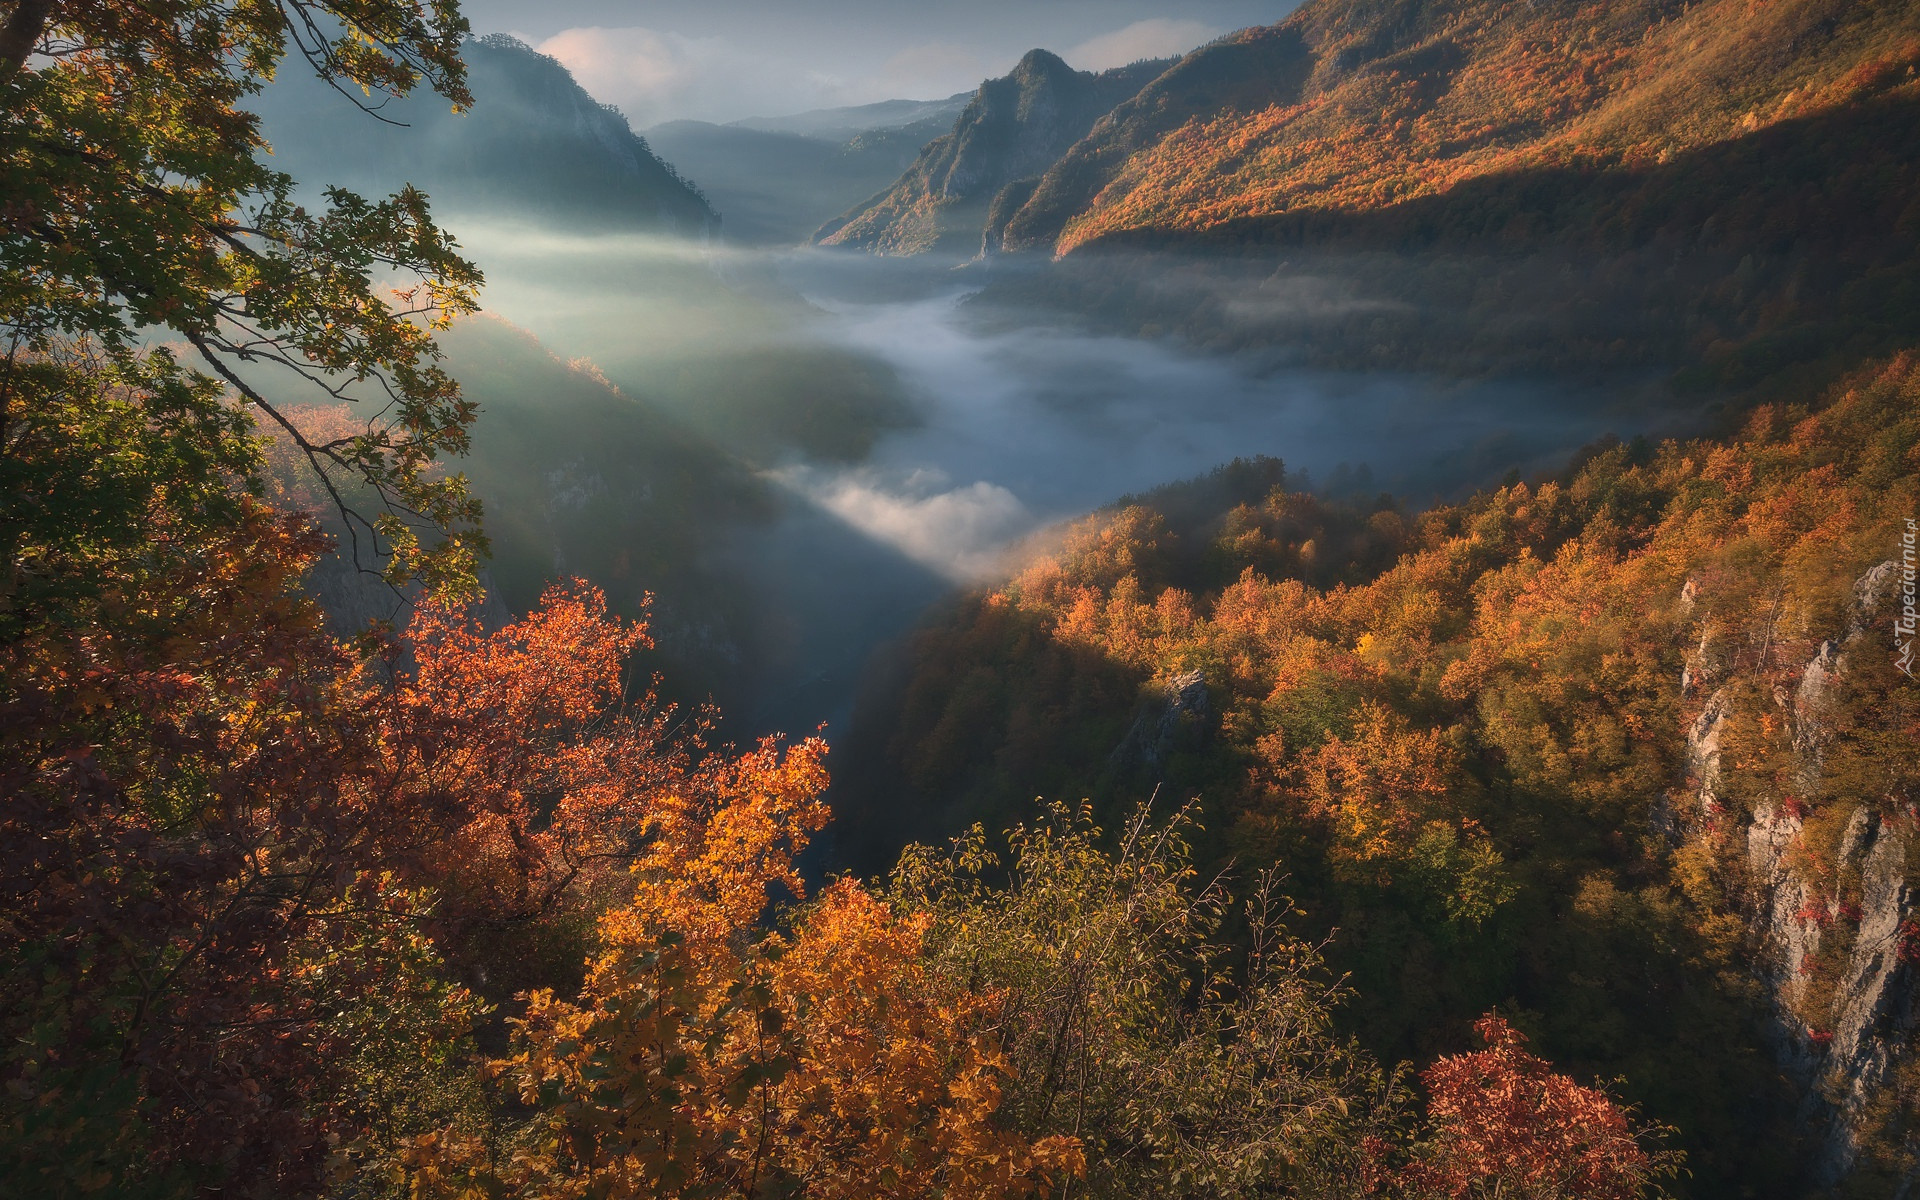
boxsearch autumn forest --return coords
[3,0,1919,1198]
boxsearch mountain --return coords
[963,0,1920,388]
[814,50,1172,257]
[252,34,716,235]
[643,117,947,245]
[730,93,972,143]
[997,0,1920,255]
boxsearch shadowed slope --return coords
[816,50,1171,257]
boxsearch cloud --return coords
[1066,18,1221,71]
[533,26,986,126]
[535,26,788,125]
[773,465,1033,581]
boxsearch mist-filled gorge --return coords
[368,218,1678,749]
[10,3,1920,1198]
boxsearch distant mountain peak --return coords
[730,93,972,143]
[253,32,716,235]
[814,52,1171,256]
[1011,47,1074,78]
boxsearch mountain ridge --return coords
[253,33,717,235]
[814,50,1173,256]
[997,0,1920,254]
[644,115,950,245]
[730,92,973,142]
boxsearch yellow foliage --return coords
[412,737,1081,1200]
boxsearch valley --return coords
[381,221,1674,753]
[8,1,1920,1195]
[239,27,1920,1191]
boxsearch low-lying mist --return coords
[409,222,1681,747]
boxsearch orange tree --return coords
[0,522,802,1195]
[1401,1015,1681,1200]
[411,793,1087,1200]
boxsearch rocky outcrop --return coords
[1109,668,1211,772]
[815,50,1169,256]
[1685,560,1919,1187]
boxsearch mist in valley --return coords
[248,44,1692,845]
[408,222,1675,751]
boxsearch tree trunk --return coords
[0,0,56,76]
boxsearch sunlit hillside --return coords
[1000,0,1920,255]
[817,50,1173,255]
[841,353,1920,1194]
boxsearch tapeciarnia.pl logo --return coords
[1899,517,1917,678]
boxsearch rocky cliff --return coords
[813,50,1169,256]
[1685,558,1920,1189]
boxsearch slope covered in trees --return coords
[959,0,1917,387]
[254,33,717,236]
[997,0,1920,256]
[840,355,1920,1194]
[809,0,1920,386]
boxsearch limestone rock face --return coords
[1110,668,1212,772]
[1688,559,1918,1187]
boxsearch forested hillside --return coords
[813,0,1920,387]
[842,353,1920,1195]
[983,0,1920,388]
[997,0,1920,257]
[254,33,717,235]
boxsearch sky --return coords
[457,0,1294,126]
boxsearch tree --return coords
[408,753,1084,1200]
[1,0,485,593]
[888,802,1406,1199]
[1401,1015,1680,1200]
[0,9,503,1188]
[0,556,822,1195]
